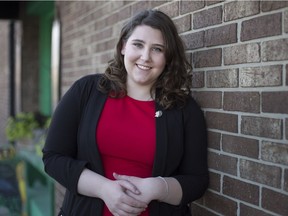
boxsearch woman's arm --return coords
[43,80,87,193]
[113,173,183,205]
[78,169,148,216]
[175,97,209,204]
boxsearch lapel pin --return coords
[155,110,163,118]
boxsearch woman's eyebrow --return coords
[131,39,165,48]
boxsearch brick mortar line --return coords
[223,6,288,24]
[208,147,288,170]
[61,15,122,38]
[61,50,115,63]
[191,61,288,70]
[61,55,111,63]
[62,24,287,54]
[259,183,288,206]
[176,0,227,18]
[242,200,283,216]
[207,174,288,207]
[192,202,223,216]
[282,8,287,34]
[179,8,286,37]
[208,168,273,188]
[191,87,288,93]
[203,109,288,119]
[237,114,242,138]
[61,62,108,69]
[206,125,287,143]
[208,153,288,192]
[62,35,119,50]
[205,187,284,216]
[153,0,179,13]
[64,23,113,40]
[62,1,113,24]
[61,49,114,60]
[284,61,287,86]
[281,167,286,194]
[183,35,288,55]
[58,2,288,47]
[61,0,182,38]
[60,3,288,44]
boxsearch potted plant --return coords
[5,112,50,151]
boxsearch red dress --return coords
[96,96,156,216]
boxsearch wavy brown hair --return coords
[98,9,192,109]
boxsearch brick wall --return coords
[56,1,288,215]
[0,21,9,145]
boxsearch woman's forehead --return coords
[128,25,165,45]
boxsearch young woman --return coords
[43,9,208,216]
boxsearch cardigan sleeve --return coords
[173,97,209,206]
[42,76,93,195]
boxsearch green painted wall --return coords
[39,15,53,116]
[27,1,54,116]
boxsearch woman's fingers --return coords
[103,178,147,216]
[107,198,145,216]
[116,180,140,195]
[114,173,158,204]
[114,173,140,182]
[115,199,146,215]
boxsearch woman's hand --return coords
[77,169,147,216]
[113,173,166,204]
[99,178,148,216]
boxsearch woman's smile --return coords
[136,63,152,71]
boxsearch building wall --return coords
[0,20,21,145]
[56,1,288,215]
[20,12,40,113]
[0,3,41,146]
[0,21,10,144]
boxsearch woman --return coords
[43,9,208,216]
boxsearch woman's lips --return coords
[136,64,152,70]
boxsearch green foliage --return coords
[34,117,51,156]
[6,112,51,141]
[5,112,39,142]
[43,117,51,129]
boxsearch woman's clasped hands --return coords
[99,172,167,216]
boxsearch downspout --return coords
[9,20,15,118]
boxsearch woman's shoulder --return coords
[182,95,204,116]
[75,73,104,85]
[71,73,104,90]
[67,73,106,97]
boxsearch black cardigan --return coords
[42,74,208,216]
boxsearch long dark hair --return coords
[98,9,192,109]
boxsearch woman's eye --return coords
[152,47,163,52]
[133,43,143,48]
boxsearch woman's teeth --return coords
[137,64,151,70]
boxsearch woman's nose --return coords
[140,48,151,61]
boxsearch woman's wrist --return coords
[97,177,112,200]
[153,177,182,205]
[155,176,169,202]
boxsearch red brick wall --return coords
[56,1,288,215]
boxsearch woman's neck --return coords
[127,85,154,101]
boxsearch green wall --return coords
[27,1,54,116]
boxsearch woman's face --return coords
[121,25,166,90]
